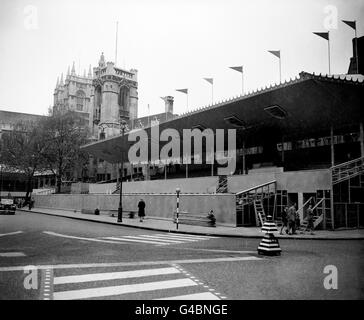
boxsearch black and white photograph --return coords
[0,0,363,310]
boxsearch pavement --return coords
[18,206,364,240]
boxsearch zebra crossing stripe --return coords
[53,278,198,300]
[149,235,205,242]
[166,233,219,239]
[154,233,216,240]
[103,237,169,245]
[156,292,220,300]
[43,231,127,244]
[152,234,208,240]
[123,235,183,244]
[54,267,180,285]
[133,235,184,243]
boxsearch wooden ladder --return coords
[254,199,266,227]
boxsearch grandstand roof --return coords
[81,71,364,163]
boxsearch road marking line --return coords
[158,233,219,239]
[156,292,220,300]
[53,278,198,300]
[143,235,201,242]
[0,256,262,272]
[176,248,256,254]
[43,231,126,245]
[103,236,167,245]
[0,231,23,237]
[154,234,215,240]
[41,268,53,300]
[123,235,184,244]
[132,235,184,243]
[54,267,181,285]
[0,252,25,257]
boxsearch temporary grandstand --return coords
[37,36,358,230]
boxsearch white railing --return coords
[332,156,364,184]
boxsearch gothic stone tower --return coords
[91,53,138,139]
[53,62,93,121]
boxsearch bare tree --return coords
[40,111,90,193]
[0,121,46,202]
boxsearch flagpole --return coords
[328,31,331,75]
[355,22,359,74]
[115,21,118,65]
[211,82,214,104]
[186,93,189,112]
[242,71,244,95]
[279,56,282,83]
[148,104,150,127]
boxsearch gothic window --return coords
[118,86,129,111]
[76,90,85,111]
[94,86,102,122]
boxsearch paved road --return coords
[0,211,363,300]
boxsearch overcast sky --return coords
[0,0,363,117]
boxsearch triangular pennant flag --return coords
[313,32,329,41]
[268,50,280,58]
[176,88,188,94]
[203,78,213,85]
[229,66,243,73]
[342,20,356,31]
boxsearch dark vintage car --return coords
[0,198,16,215]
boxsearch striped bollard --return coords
[257,215,281,256]
[176,187,181,230]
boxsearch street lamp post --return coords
[0,164,3,201]
[118,119,127,223]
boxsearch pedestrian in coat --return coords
[138,199,146,222]
[288,203,297,235]
[295,208,301,231]
[305,204,315,235]
[280,206,289,235]
[28,197,34,210]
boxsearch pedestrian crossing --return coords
[101,233,218,246]
[49,265,223,300]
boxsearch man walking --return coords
[138,199,146,222]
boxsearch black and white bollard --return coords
[176,187,181,230]
[257,215,281,256]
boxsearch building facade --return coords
[91,53,139,140]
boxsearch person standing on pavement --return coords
[295,205,301,231]
[305,204,315,235]
[280,206,289,235]
[28,196,34,210]
[138,199,146,222]
[288,203,297,235]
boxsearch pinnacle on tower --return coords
[60,73,64,85]
[99,52,105,67]
[67,65,70,76]
[71,62,76,75]
[56,76,59,87]
[88,64,92,78]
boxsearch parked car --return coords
[0,198,16,215]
